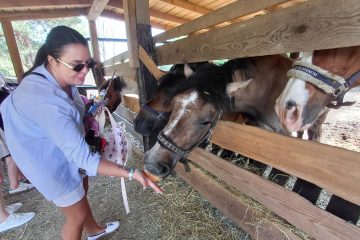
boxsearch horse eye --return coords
[199,121,212,125]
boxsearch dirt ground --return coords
[1,148,249,240]
[1,90,359,240]
[320,90,360,152]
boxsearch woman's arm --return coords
[96,158,163,194]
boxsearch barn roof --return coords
[0,0,306,30]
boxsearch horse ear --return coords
[226,79,253,97]
[184,63,194,78]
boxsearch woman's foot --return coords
[9,182,34,194]
[87,221,120,240]
[0,212,35,233]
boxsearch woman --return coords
[1,26,162,239]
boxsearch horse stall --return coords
[101,1,360,240]
[1,0,359,239]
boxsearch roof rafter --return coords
[159,0,210,14]
[108,0,188,24]
[88,0,109,20]
[0,0,92,9]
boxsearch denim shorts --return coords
[52,181,85,207]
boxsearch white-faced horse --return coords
[275,46,360,224]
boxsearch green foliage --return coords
[0,17,87,78]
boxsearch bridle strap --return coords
[287,61,359,107]
[287,61,346,95]
[142,103,171,120]
[157,109,222,159]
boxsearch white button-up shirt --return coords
[1,64,100,200]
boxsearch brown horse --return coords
[275,46,360,224]
[143,55,293,179]
[134,62,210,136]
[99,76,126,113]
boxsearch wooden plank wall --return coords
[155,0,360,65]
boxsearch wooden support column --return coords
[124,0,159,150]
[1,21,24,80]
[88,20,104,87]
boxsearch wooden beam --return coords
[108,0,187,24]
[138,46,165,80]
[156,0,360,64]
[159,0,210,14]
[0,8,89,21]
[188,148,360,240]
[149,9,187,24]
[88,20,101,63]
[103,62,137,80]
[211,121,360,206]
[0,0,91,9]
[154,0,287,43]
[88,0,110,20]
[1,21,24,80]
[102,50,129,66]
[88,20,104,87]
[135,0,159,150]
[123,0,139,68]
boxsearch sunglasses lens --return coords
[72,59,96,72]
[73,64,85,72]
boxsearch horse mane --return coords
[167,62,234,110]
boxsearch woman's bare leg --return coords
[60,196,103,240]
[5,156,19,189]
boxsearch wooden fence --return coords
[102,0,360,239]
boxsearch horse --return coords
[134,62,210,137]
[98,76,127,113]
[274,46,360,224]
[275,46,360,133]
[142,55,294,180]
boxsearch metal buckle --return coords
[333,84,348,97]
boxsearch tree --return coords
[0,17,88,78]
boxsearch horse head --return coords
[133,62,209,136]
[99,76,126,113]
[143,62,248,180]
[275,47,360,132]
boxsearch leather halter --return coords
[142,103,171,121]
[157,109,222,161]
[287,61,358,108]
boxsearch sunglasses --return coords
[57,58,97,72]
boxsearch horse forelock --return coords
[168,64,231,110]
[163,90,199,135]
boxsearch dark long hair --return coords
[22,26,88,79]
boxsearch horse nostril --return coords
[285,100,297,110]
[158,162,171,176]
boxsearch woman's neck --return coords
[46,64,73,99]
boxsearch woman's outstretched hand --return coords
[132,169,164,194]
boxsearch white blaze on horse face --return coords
[275,53,315,132]
[163,91,199,135]
[276,78,310,132]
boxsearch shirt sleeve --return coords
[18,94,100,176]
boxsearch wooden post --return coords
[1,21,24,80]
[88,20,104,87]
[124,0,158,150]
